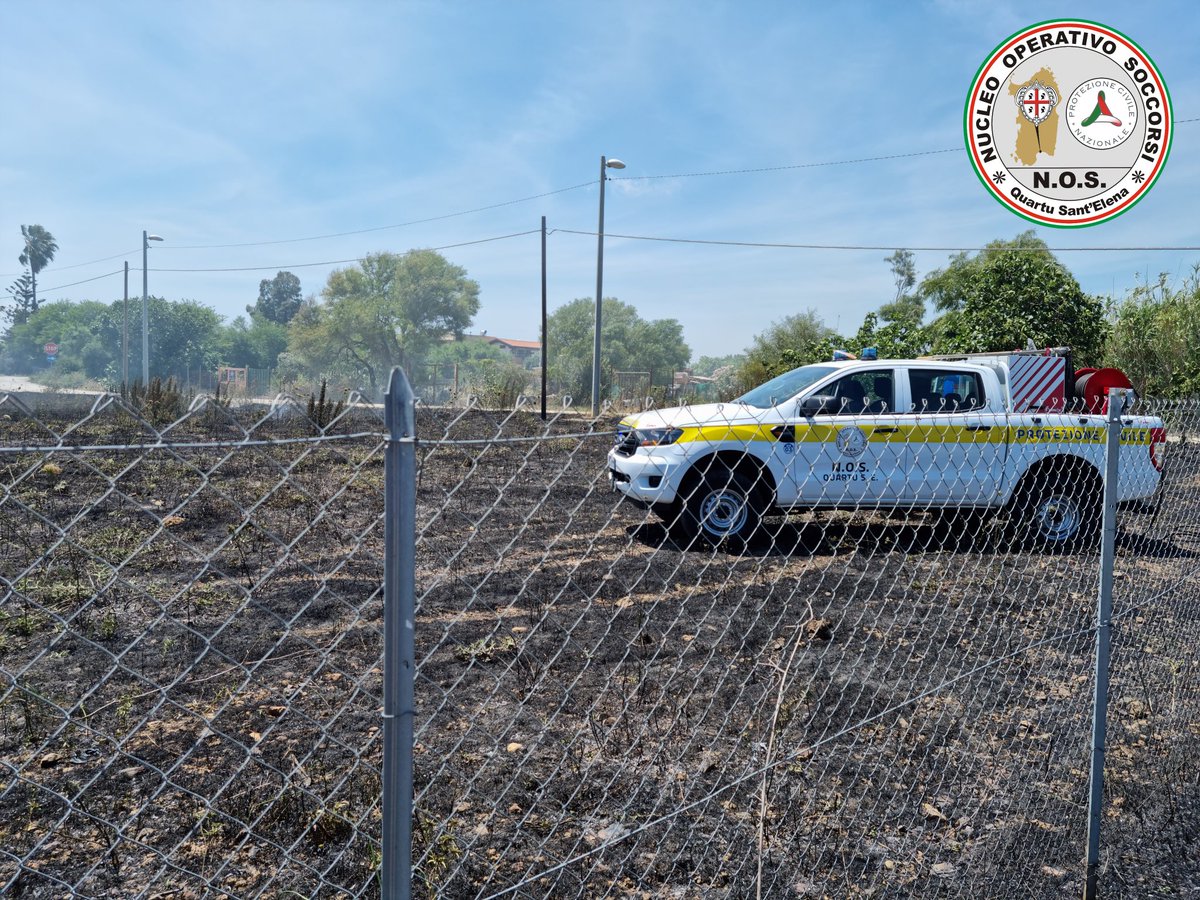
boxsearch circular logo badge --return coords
[835,426,867,459]
[1065,79,1137,149]
[965,20,1171,227]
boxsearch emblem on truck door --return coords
[835,426,868,458]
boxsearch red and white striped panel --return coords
[1009,355,1066,412]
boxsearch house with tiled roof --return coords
[443,333,542,368]
[484,337,541,366]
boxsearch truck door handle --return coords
[873,426,900,434]
[965,425,992,432]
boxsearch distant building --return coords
[484,337,540,367]
[672,369,715,398]
[444,333,542,368]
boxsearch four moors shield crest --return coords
[1016,81,1058,152]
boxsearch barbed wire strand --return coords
[0,425,624,454]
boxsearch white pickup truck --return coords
[607,353,1165,549]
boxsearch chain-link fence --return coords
[3,377,1200,898]
[0,390,389,898]
[406,383,1198,899]
[407,362,538,409]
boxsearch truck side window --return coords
[823,370,894,415]
[907,370,985,413]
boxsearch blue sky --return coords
[3,1,1197,362]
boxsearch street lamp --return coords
[592,155,625,416]
[142,230,164,384]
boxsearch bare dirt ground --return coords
[2,399,1199,898]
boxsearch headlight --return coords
[635,428,684,447]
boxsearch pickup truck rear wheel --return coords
[1018,476,1100,550]
[678,469,764,550]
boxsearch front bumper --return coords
[606,448,683,504]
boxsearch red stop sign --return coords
[43,342,59,355]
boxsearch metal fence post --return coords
[1084,387,1126,899]
[384,366,417,899]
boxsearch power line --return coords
[611,147,964,180]
[2,181,585,272]
[1,146,968,269]
[553,227,1200,253]
[44,248,140,271]
[24,222,1200,301]
[8,119,1199,275]
[607,117,1198,181]
[147,229,540,274]
[138,148,973,250]
[24,230,535,298]
[35,269,126,295]
[166,185,593,250]
[0,248,141,279]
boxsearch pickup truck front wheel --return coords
[1018,477,1100,550]
[678,469,764,550]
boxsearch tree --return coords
[415,336,515,398]
[220,314,288,370]
[6,274,34,325]
[250,271,303,324]
[286,250,480,396]
[884,249,916,302]
[545,297,690,401]
[878,248,925,327]
[423,337,512,384]
[845,250,929,359]
[74,297,223,383]
[1106,267,1200,397]
[137,298,225,381]
[692,353,745,377]
[17,225,58,313]
[1,293,303,386]
[919,231,1107,363]
[1,300,108,375]
[849,311,929,360]
[692,354,746,400]
[738,309,840,387]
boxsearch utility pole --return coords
[541,215,547,421]
[123,262,129,387]
[142,230,163,384]
[591,155,625,416]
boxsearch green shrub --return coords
[464,360,531,409]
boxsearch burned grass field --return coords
[2,398,1199,898]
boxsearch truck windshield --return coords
[736,365,838,409]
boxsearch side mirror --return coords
[802,395,835,416]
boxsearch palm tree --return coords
[18,224,58,312]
